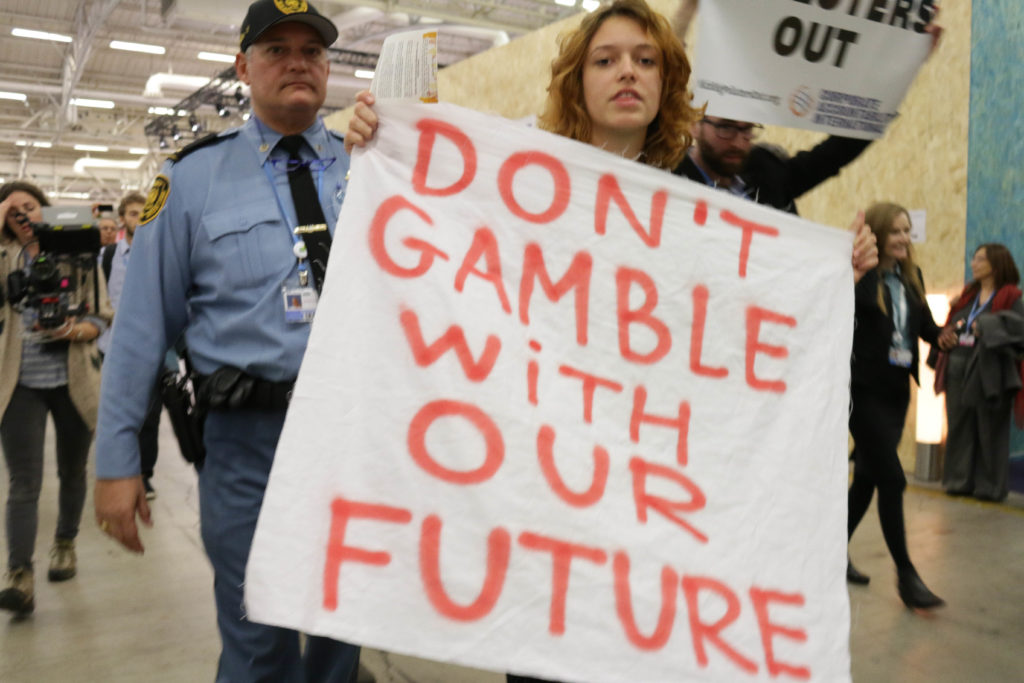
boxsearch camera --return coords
[6,207,102,330]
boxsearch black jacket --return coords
[673,136,871,214]
[851,267,940,391]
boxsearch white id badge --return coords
[888,348,913,368]
[282,282,319,323]
[957,333,976,348]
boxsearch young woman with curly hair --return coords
[348,0,702,172]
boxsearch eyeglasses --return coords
[267,158,337,173]
[701,119,764,141]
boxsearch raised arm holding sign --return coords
[673,0,941,215]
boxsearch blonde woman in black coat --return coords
[846,202,944,609]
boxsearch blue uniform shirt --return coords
[94,115,349,478]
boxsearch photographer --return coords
[0,181,112,616]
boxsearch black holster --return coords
[160,362,206,471]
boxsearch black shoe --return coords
[143,478,157,501]
[847,558,870,585]
[897,568,945,609]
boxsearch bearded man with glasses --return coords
[673,114,870,214]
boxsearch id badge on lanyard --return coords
[262,141,325,324]
[888,348,913,368]
[281,241,318,323]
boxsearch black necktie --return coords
[278,135,332,292]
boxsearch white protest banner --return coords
[693,0,934,139]
[246,102,855,683]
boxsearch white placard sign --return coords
[693,0,935,139]
[246,102,855,683]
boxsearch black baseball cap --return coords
[239,0,339,53]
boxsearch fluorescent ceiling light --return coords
[73,157,143,174]
[354,70,375,79]
[198,51,235,63]
[72,97,115,109]
[554,0,576,6]
[581,0,600,10]
[147,106,188,116]
[54,191,92,199]
[129,147,149,155]
[144,73,210,98]
[18,140,53,148]
[74,144,110,152]
[110,40,166,55]
[0,91,28,102]
[12,28,72,43]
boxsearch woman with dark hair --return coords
[845,202,944,609]
[0,181,112,615]
[937,243,1023,501]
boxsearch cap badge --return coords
[275,0,308,14]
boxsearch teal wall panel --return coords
[967,1,1024,455]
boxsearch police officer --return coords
[93,1,359,679]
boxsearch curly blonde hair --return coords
[538,0,701,170]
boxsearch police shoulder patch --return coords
[139,175,171,226]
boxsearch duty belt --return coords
[197,367,295,412]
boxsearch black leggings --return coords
[847,384,913,571]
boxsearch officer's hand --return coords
[345,90,378,155]
[850,211,877,283]
[95,476,152,553]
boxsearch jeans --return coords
[1,384,91,570]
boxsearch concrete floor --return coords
[2,415,1022,682]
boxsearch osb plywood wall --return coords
[326,0,973,470]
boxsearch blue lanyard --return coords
[689,153,753,200]
[966,291,994,330]
[888,276,907,343]
[255,121,327,280]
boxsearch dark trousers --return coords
[138,385,162,479]
[942,352,1012,499]
[200,409,360,682]
[1,384,91,570]
[847,382,913,571]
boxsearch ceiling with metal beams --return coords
[0,0,585,202]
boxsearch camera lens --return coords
[28,255,61,293]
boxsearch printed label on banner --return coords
[693,0,933,138]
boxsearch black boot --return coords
[897,567,945,609]
[846,557,870,585]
